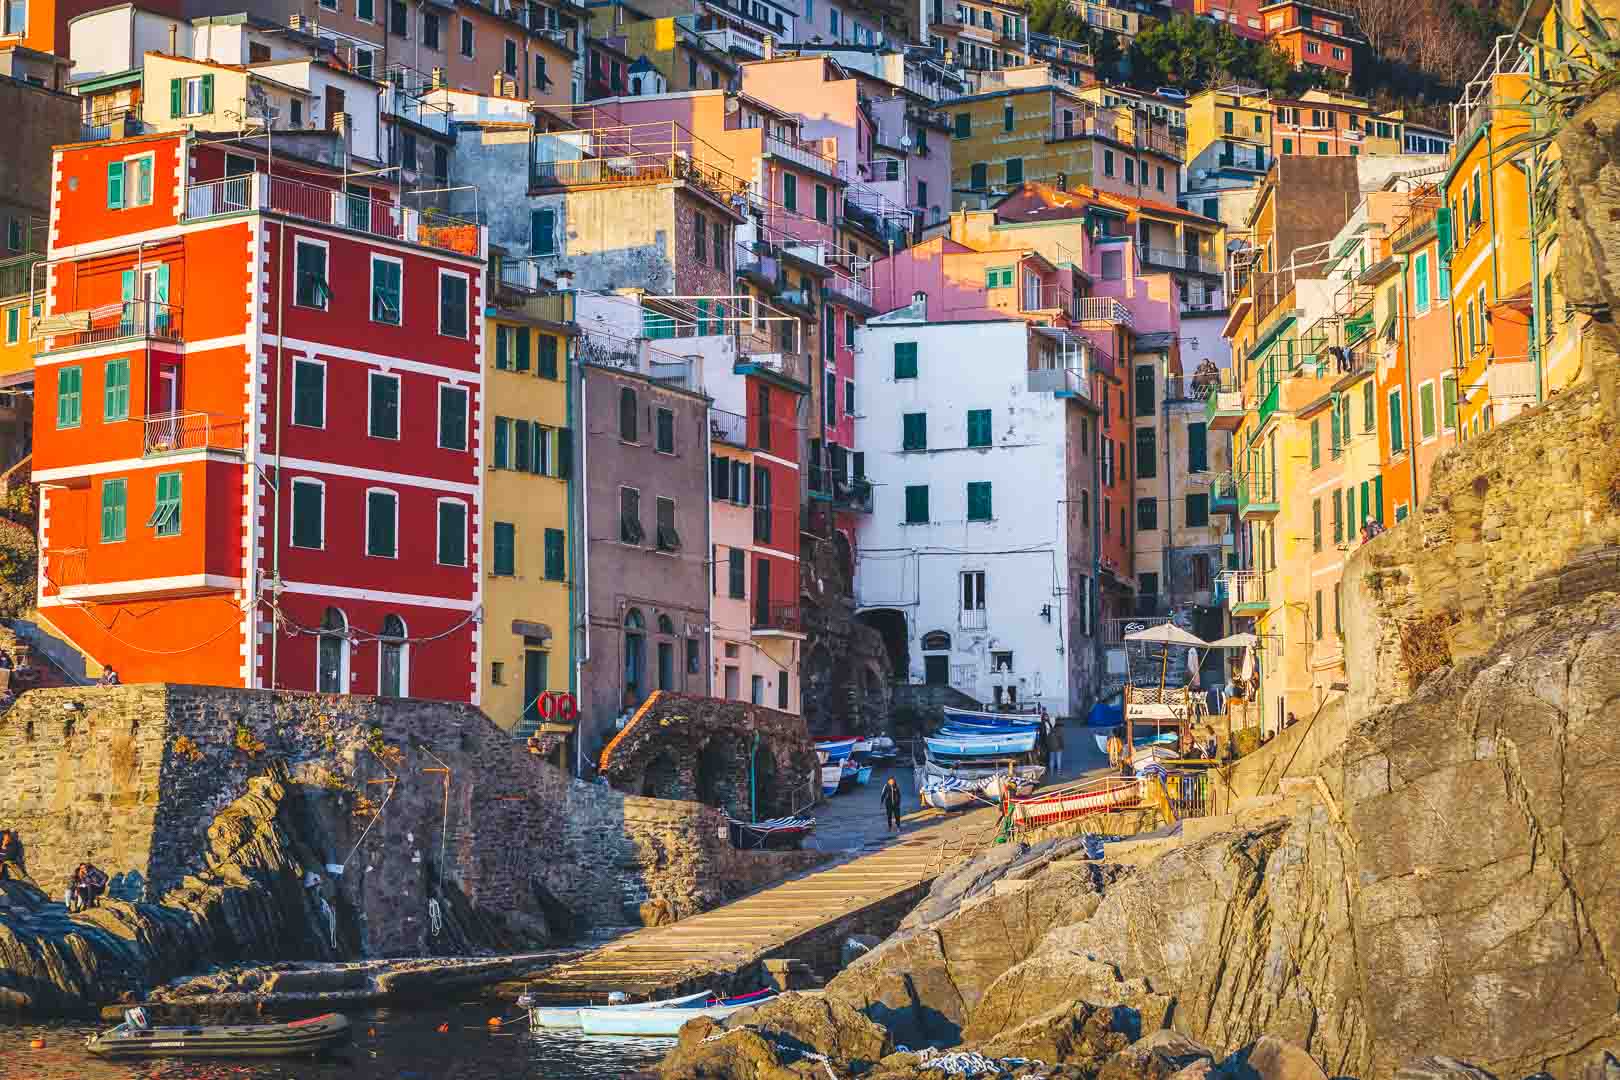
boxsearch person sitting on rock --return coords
[68,862,108,912]
[0,829,25,881]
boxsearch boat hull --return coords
[820,764,842,796]
[86,1014,352,1059]
[925,731,1040,757]
[578,993,775,1036]
[529,990,712,1029]
[922,786,979,810]
[1010,780,1142,829]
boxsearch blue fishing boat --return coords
[924,729,1042,757]
[820,764,843,796]
[941,706,1044,731]
[814,737,858,763]
[578,990,777,1036]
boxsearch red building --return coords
[1261,0,1360,80]
[34,130,485,700]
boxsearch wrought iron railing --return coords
[40,300,182,352]
[142,411,246,456]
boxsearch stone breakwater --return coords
[0,684,826,1013]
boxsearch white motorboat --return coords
[577,990,776,1036]
[527,988,713,1029]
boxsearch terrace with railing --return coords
[1218,569,1268,614]
[1073,296,1134,327]
[765,132,840,179]
[184,173,483,257]
[38,299,182,354]
[709,407,749,448]
[753,602,804,635]
[142,411,246,457]
[808,467,874,513]
[530,121,749,207]
[0,254,39,301]
[1451,32,1534,141]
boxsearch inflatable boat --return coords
[86,1010,353,1059]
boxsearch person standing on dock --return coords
[880,776,903,833]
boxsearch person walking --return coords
[880,775,903,833]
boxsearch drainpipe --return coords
[563,289,582,773]
[269,214,289,690]
[1396,253,1418,506]
[574,311,591,779]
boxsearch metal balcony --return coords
[753,602,805,637]
[1219,569,1269,615]
[708,407,748,448]
[765,133,840,179]
[1237,471,1278,519]
[1202,379,1244,431]
[1209,471,1238,514]
[37,299,182,355]
[1073,296,1134,328]
[142,411,246,457]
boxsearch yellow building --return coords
[1184,86,1273,180]
[589,10,738,95]
[481,266,576,745]
[139,54,311,135]
[948,85,1184,207]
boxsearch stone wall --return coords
[799,529,892,738]
[0,684,828,960]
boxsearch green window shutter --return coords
[200,74,214,113]
[1345,486,1356,530]
[1006,158,1023,185]
[894,341,917,379]
[1362,381,1374,432]
[1224,110,1233,133]
[538,334,559,379]
[367,491,397,557]
[728,548,745,598]
[1282,138,1293,154]
[495,325,510,370]
[1312,499,1322,551]
[1389,389,1404,452]
[954,112,970,138]
[515,326,531,371]
[815,185,828,222]
[1186,492,1209,527]
[104,358,129,421]
[106,161,125,209]
[1414,253,1430,310]
[967,481,992,522]
[514,419,532,471]
[783,173,797,211]
[966,408,991,448]
[136,158,152,205]
[438,501,467,565]
[291,481,322,548]
[1188,422,1207,472]
[1442,376,1458,430]
[101,479,127,543]
[1435,207,1452,257]
[493,416,509,468]
[370,374,399,438]
[555,427,573,477]
[1310,419,1320,469]
[438,385,466,450]
[1373,475,1385,524]
[170,77,182,118]
[544,527,566,581]
[1135,426,1156,478]
[492,521,515,575]
[57,366,81,428]
[1419,384,1436,439]
[531,207,556,254]
[1332,490,1343,543]
[904,484,929,524]
[902,412,926,451]
[153,472,181,537]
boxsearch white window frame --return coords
[183,75,207,116]
[378,615,410,696]
[437,268,470,339]
[367,370,402,441]
[124,152,155,208]
[369,252,403,326]
[293,237,330,312]
[438,382,469,451]
[289,476,327,550]
[364,486,400,559]
[460,16,474,57]
[959,569,986,611]
[436,496,468,566]
[291,357,327,429]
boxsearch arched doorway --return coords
[317,607,349,693]
[748,741,778,820]
[378,614,408,697]
[856,608,908,680]
[920,630,952,686]
[696,739,741,815]
[623,608,646,710]
[656,614,676,691]
[642,750,679,798]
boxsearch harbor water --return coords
[0,1009,673,1080]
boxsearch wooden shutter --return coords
[106,162,126,209]
[544,528,565,580]
[894,341,917,379]
[538,334,558,379]
[515,326,530,371]
[200,74,214,113]
[170,78,182,118]
[555,427,572,477]
[492,522,515,575]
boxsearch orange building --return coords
[1260,0,1360,81]
[34,130,487,697]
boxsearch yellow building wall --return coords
[948,91,1098,201]
[1184,90,1269,165]
[481,315,574,733]
[0,294,37,381]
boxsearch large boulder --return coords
[656,992,892,1079]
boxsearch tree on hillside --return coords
[1028,0,1087,39]
[1129,14,1301,93]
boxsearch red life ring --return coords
[538,693,556,719]
[556,694,579,721]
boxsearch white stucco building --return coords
[852,310,1105,718]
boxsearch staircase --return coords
[5,615,96,686]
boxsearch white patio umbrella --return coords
[1124,622,1209,695]
[1206,632,1257,649]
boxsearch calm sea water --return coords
[0,1008,673,1080]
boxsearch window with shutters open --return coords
[294,239,331,309]
[100,478,127,544]
[492,521,515,576]
[103,358,129,422]
[437,499,467,566]
[366,489,398,558]
[291,478,323,549]
[370,255,402,324]
[620,486,643,544]
[150,471,181,537]
[656,496,680,551]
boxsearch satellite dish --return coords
[899,135,913,149]
[725,97,740,113]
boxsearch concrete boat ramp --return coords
[520,805,1001,1003]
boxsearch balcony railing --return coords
[698,26,766,58]
[0,254,39,301]
[1027,366,1087,397]
[1209,471,1238,512]
[753,603,804,634]
[530,121,749,207]
[959,607,988,631]
[185,174,483,257]
[824,271,873,310]
[1218,569,1268,611]
[40,299,182,353]
[1102,615,1171,645]
[1074,296,1134,328]
[708,407,748,447]
[1022,283,1073,314]
[766,133,840,178]
[1236,470,1277,515]
[142,411,246,457]
[809,466,874,513]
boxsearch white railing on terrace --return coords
[698,25,766,57]
[765,132,840,178]
[1074,296,1134,327]
[1452,31,1534,140]
[708,407,748,447]
[1218,569,1267,610]
[825,271,873,309]
[185,174,483,257]
[142,410,245,456]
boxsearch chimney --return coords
[911,290,927,319]
[762,34,774,60]
[168,24,178,54]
